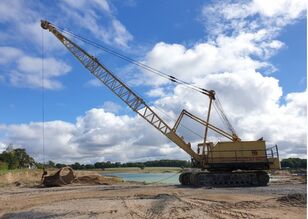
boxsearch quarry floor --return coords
[0,181,306,219]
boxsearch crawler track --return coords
[179,171,269,187]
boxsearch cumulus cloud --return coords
[102,101,122,113]
[1,82,305,163]
[136,0,307,158]
[0,45,71,89]
[0,107,186,163]
[10,56,71,89]
[0,49,71,90]
[202,0,306,37]
[0,121,78,162]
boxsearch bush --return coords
[281,158,306,169]
[0,161,8,170]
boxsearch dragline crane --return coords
[41,20,280,187]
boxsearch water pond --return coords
[103,172,181,185]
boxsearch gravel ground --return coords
[0,181,306,219]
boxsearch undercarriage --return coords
[179,170,269,187]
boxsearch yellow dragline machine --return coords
[41,20,280,187]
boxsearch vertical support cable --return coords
[41,29,45,166]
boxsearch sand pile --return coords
[272,170,292,176]
[73,174,122,185]
[0,169,123,187]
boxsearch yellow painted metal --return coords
[166,132,202,161]
[203,96,213,155]
[173,109,240,142]
[268,158,281,169]
[207,140,268,163]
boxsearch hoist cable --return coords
[48,22,237,138]
[213,96,236,135]
[50,23,210,96]
[41,28,46,166]
[52,25,205,139]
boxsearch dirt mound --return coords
[271,170,292,176]
[277,193,307,207]
[0,170,42,187]
[73,174,122,185]
[0,170,123,187]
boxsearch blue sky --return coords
[0,0,306,163]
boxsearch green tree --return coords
[139,164,145,170]
[0,146,36,169]
[0,151,19,169]
[14,148,35,168]
[71,162,82,170]
[0,161,8,170]
[48,160,56,168]
[56,163,66,168]
[281,158,307,169]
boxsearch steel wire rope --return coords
[50,23,209,95]
[213,96,236,134]
[41,28,46,166]
[55,27,205,139]
[213,101,230,133]
[48,23,234,139]
[145,170,182,185]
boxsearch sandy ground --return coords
[0,181,306,219]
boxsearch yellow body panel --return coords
[208,140,267,163]
[268,158,281,169]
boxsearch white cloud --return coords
[202,0,306,37]
[84,79,102,87]
[146,87,166,98]
[0,45,71,89]
[63,0,111,13]
[102,101,122,113]
[141,38,272,86]
[0,0,132,50]
[111,19,133,47]
[0,108,185,163]
[0,0,35,23]
[9,56,71,90]
[0,121,78,162]
[0,142,6,153]
[0,47,23,64]
[60,0,133,47]
[251,0,306,19]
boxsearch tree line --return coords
[0,145,306,170]
[281,158,306,169]
[46,159,192,170]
